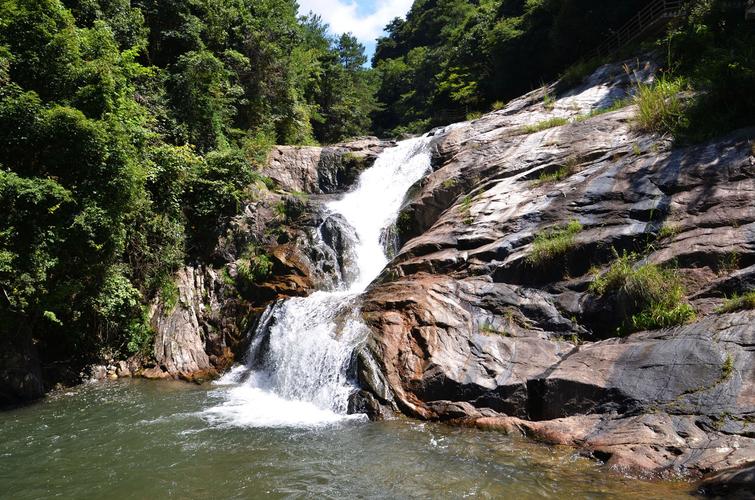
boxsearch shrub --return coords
[590,251,696,332]
[718,291,755,313]
[633,77,688,135]
[528,220,582,265]
[466,111,483,121]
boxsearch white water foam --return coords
[202,136,433,428]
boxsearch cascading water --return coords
[202,136,433,427]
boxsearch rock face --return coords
[262,137,393,194]
[146,139,389,380]
[354,58,755,477]
[150,266,217,379]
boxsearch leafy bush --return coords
[590,251,695,332]
[527,220,582,265]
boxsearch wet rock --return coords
[115,361,131,378]
[697,462,755,498]
[90,365,107,381]
[140,366,171,380]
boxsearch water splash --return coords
[203,136,433,427]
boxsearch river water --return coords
[0,137,695,498]
[0,380,693,499]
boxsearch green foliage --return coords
[159,278,180,313]
[661,1,755,143]
[371,0,652,134]
[527,220,583,265]
[633,77,688,135]
[590,251,696,333]
[658,224,679,240]
[519,117,569,135]
[459,194,474,225]
[718,291,755,313]
[236,245,273,288]
[0,0,378,381]
[491,100,506,111]
[542,87,556,110]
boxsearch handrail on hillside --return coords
[592,0,685,59]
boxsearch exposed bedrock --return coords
[146,139,385,380]
[356,59,755,477]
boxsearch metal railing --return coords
[592,0,685,58]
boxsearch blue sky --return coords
[297,0,414,59]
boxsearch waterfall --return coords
[202,136,433,427]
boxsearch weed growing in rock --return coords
[520,117,569,135]
[590,251,695,333]
[236,245,273,287]
[528,220,582,265]
[532,158,579,186]
[658,224,679,240]
[466,111,483,121]
[160,279,180,313]
[720,353,734,381]
[559,58,604,89]
[491,100,506,111]
[479,322,508,336]
[718,291,755,313]
[441,178,458,189]
[460,194,474,225]
[633,77,688,135]
[542,86,556,110]
[717,251,741,275]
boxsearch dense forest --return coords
[1,0,753,388]
[0,0,378,382]
[371,0,755,136]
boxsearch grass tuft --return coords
[718,290,755,313]
[527,220,582,265]
[633,77,688,135]
[532,158,579,186]
[491,100,506,111]
[590,251,695,333]
[519,117,569,135]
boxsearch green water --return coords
[0,380,693,499]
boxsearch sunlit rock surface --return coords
[356,58,755,477]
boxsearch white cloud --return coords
[297,0,413,43]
